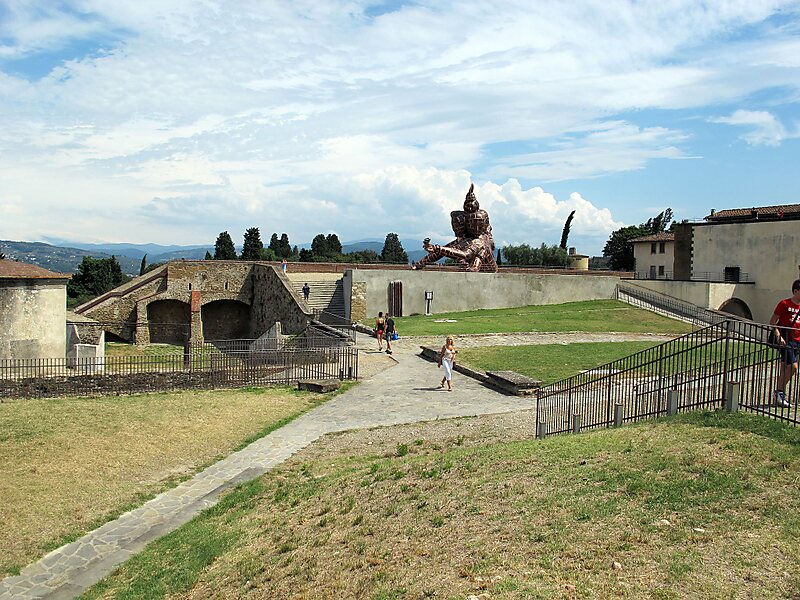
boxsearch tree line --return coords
[210,229,408,264]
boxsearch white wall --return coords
[633,240,674,278]
[348,268,620,318]
[0,279,67,359]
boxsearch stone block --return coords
[485,370,541,396]
[297,379,341,393]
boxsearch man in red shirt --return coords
[769,279,800,407]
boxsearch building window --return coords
[659,242,666,254]
[224,281,229,291]
[188,283,192,291]
[724,266,741,283]
[650,243,657,254]
[658,265,665,277]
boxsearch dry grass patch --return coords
[0,386,338,576]
[84,412,800,599]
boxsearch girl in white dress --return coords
[438,336,457,391]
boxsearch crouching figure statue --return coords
[411,183,498,272]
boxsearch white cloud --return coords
[709,109,797,146]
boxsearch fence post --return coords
[614,403,624,427]
[536,421,548,440]
[721,320,732,408]
[667,390,679,416]
[572,413,581,434]
[725,381,740,413]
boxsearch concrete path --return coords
[0,338,533,600]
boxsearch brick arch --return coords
[201,299,251,340]
[719,298,753,320]
[146,299,191,344]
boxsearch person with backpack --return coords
[770,278,800,407]
[384,313,397,355]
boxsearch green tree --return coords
[602,208,674,271]
[298,248,314,262]
[241,227,263,260]
[345,249,379,263]
[326,233,342,255]
[214,231,237,260]
[602,225,650,271]
[496,248,502,266]
[502,243,568,267]
[259,247,278,261]
[268,233,280,255]
[560,210,575,250]
[380,233,408,264]
[139,254,147,276]
[279,233,291,258]
[204,250,212,260]
[645,208,674,233]
[67,256,127,304]
[311,234,329,257]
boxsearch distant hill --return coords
[0,236,435,275]
[0,240,141,275]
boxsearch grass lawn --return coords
[0,385,350,577]
[458,341,660,385]
[394,299,693,336]
[81,412,800,599]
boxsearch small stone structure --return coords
[0,260,69,359]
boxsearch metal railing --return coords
[312,309,357,342]
[616,282,731,328]
[535,319,799,437]
[0,339,358,399]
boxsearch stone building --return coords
[74,261,311,344]
[633,203,800,322]
[0,260,69,359]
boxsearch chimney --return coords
[568,247,576,256]
[709,209,715,215]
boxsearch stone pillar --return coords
[135,302,150,344]
[190,291,203,343]
[350,281,367,322]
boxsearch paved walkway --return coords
[0,338,534,599]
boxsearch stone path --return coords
[0,337,534,600]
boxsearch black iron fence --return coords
[0,340,358,399]
[536,319,800,437]
[616,282,731,328]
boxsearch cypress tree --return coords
[214,231,237,260]
[241,227,264,260]
[380,233,408,264]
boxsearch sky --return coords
[0,1,799,256]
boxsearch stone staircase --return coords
[290,277,346,317]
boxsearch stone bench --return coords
[297,379,341,393]
[485,370,540,396]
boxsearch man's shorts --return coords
[780,340,800,365]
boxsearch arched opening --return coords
[147,300,191,344]
[719,298,753,320]
[201,300,251,340]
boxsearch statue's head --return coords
[450,211,467,237]
[463,183,479,213]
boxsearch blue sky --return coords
[0,1,799,256]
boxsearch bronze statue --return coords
[412,183,498,272]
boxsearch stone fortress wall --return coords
[75,261,310,344]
